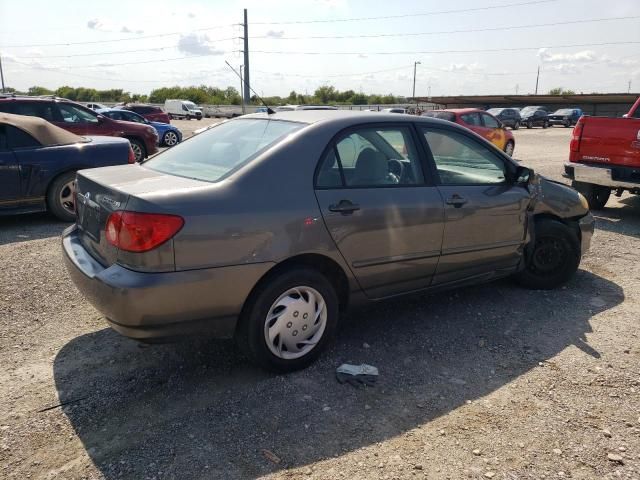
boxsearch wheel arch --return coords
[240,253,351,322]
[45,168,81,208]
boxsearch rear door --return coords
[0,125,21,211]
[315,124,445,298]
[459,112,485,138]
[480,112,508,150]
[419,125,530,285]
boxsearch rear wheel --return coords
[571,181,610,210]
[542,120,549,129]
[515,219,580,290]
[47,171,76,222]
[504,140,515,157]
[236,268,339,372]
[129,139,146,162]
[513,121,520,130]
[526,120,533,129]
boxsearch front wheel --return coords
[236,268,339,372]
[47,171,76,222]
[162,130,179,147]
[129,139,146,162]
[513,121,520,130]
[526,121,533,129]
[514,219,580,290]
[571,181,610,210]
[542,120,549,129]
[186,114,191,120]
[504,140,515,157]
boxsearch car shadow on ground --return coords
[593,196,640,238]
[53,270,622,479]
[0,213,69,246]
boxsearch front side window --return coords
[481,113,500,128]
[316,126,424,188]
[122,111,145,123]
[57,104,98,124]
[460,113,481,126]
[422,128,507,185]
[146,119,303,182]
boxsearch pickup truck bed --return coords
[563,97,640,209]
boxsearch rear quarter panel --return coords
[13,138,130,198]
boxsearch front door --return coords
[53,103,103,136]
[419,126,530,285]
[479,112,508,150]
[315,124,445,299]
[0,126,20,211]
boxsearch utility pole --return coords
[0,54,5,92]
[242,9,250,108]
[239,65,245,114]
[412,61,421,103]
[629,80,632,94]
[535,66,540,95]
[515,84,519,95]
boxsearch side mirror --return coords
[515,165,533,184]
[96,115,105,124]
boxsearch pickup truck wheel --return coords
[571,181,610,210]
[129,139,146,162]
[236,268,339,372]
[47,171,76,222]
[513,121,520,130]
[514,219,580,290]
[526,121,533,129]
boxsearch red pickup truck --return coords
[564,96,640,209]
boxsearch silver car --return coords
[63,110,594,371]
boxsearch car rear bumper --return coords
[548,118,569,124]
[564,162,640,190]
[62,225,274,341]
[578,212,594,255]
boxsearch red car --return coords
[122,104,171,124]
[423,108,515,156]
[0,96,158,162]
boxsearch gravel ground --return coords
[1,126,639,480]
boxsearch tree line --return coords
[5,84,406,106]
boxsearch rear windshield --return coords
[486,108,503,115]
[422,111,456,122]
[145,119,303,182]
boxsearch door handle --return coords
[329,200,360,214]
[445,195,468,208]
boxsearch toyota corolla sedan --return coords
[63,111,594,372]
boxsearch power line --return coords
[252,0,558,24]
[1,24,237,49]
[250,41,640,56]
[252,16,640,40]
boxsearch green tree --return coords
[28,86,53,96]
[548,87,576,95]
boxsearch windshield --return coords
[184,101,198,110]
[145,119,304,182]
[520,107,538,115]
[487,108,503,115]
[423,111,456,122]
[554,109,573,115]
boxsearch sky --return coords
[1,0,639,98]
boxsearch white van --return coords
[164,99,203,120]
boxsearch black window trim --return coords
[416,123,519,187]
[5,125,42,150]
[313,121,435,190]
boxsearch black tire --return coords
[513,121,520,130]
[504,140,515,157]
[514,219,580,290]
[542,120,549,129]
[186,114,191,120]
[564,121,571,128]
[571,181,610,210]
[167,114,173,120]
[47,171,76,222]
[129,138,146,162]
[526,121,533,129]
[236,268,339,372]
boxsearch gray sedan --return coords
[62,110,594,371]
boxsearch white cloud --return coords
[177,33,224,56]
[87,18,143,34]
[265,30,284,38]
[538,48,596,64]
[187,12,196,18]
[445,62,482,73]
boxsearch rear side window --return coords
[146,119,303,182]
[316,126,424,188]
[13,102,57,122]
[423,111,455,122]
[460,113,481,126]
[6,125,41,149]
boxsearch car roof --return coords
[441,108,483,114]
[0,112,85,146]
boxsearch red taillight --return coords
[128,146,136,164]
[570,117,585,155]
[105,211,184,252]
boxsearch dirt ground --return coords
[1,126,639,480]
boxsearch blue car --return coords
[0,112,132,221]
[97,108,182,147]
